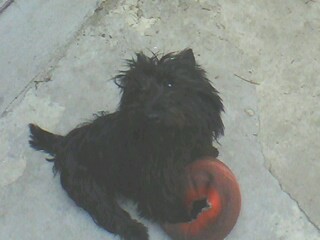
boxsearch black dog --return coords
[29,49,224,240]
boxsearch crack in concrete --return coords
[0,0,14,14]
[256,99,320,232]
[34,76,52,89]
[0,0,107,119]
[0,65,56,118]
[268,166,320,232]
[0,82,32,118]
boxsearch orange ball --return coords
[162,158,241,240]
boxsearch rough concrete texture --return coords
[0,0,7,8]
[0,0,102,114]
[0,0,319,239]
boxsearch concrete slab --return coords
[216,0,320,227]
[0,0,319,239]
[0,0,102,115]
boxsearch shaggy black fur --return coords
[29,49,224,240]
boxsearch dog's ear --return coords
[114,53,149,89]
[136,52,148,64]
[178,49,195,66]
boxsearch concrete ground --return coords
[0,0,319,239]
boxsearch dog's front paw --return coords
[122,222,149,240]
[208,146,219,158]
[197,146,219,159]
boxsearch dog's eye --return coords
[166,80,174,88]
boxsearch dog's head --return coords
[115,49,224,139]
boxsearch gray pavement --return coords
[0,0,319,239]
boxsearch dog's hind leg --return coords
[59,167,149,240]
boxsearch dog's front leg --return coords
[192,145,219,161]
[59,169,148,240]
[205,145,219,158]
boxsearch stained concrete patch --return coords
[0,91,64,187]
[110,0,158,35]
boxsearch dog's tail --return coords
[29,124,63,156]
